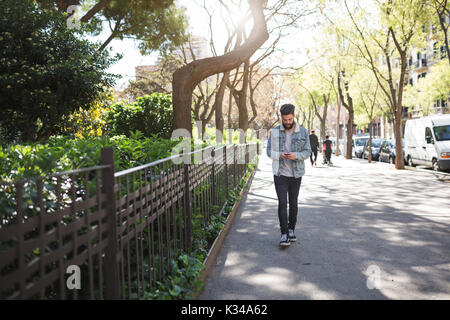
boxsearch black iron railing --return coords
[0,143,259,299]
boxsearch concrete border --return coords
[193,161,258,299]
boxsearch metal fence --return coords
[0,143,259,299]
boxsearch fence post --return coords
[211,148,216,208]
[245,144,249,167]
[101,148,120,300]
[183,163,192,250]
[224,146,228,201]
[233,144,237,188]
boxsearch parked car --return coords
[404,114,450,172]
[363,138,385,161]
[353,136,370,158]
[379,139,407,164]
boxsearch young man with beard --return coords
[266,104,312,247]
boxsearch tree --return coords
[122,53,184,102]
[224,0,312,139]
[0,0,120,143]
[350,68,384,162]
[337,64,356,159]
[172,0,269,135]
[39,0,189,54]
[313,7,360,159]
[336,0,428,168]
[298,63,335,141]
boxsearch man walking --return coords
[309,130,319,166]
[266,104,311,247]
[323,135,333,165]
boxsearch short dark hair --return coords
[326,135,329,139]
[311,130,315,133]
[280,104,295,116]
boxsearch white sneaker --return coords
[288,229,296,242]
[279,234,290,247]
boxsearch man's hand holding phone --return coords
[281,152,296,160]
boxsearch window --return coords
[433,125,450,141]
[372,139,383,148]
[425,127,434,143]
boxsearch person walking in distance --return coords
[323,135,333,165]
[266,104,312,247]
[309,130,319,166]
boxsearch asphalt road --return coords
[198,146,450,300]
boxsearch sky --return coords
[91,1,318,90]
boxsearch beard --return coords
[282,122,294,130]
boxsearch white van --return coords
[404,114,450,171]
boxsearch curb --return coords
[193,161,258,299]
[403,165,450,178]
[349,157,450,177]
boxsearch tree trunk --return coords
[368,120,373,163]
[320,93,329,141]
[227,90,233,131]
[238,60,250,141]
[172,0,269,134]
[214,71,230,139]
[394,115,403,168]
[337,70,354,159]
[394,52,407,170]
[336,99,341,156]
[346,109,354,159]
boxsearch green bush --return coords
[0,0,121,143]
[106,93,173,139]
[0,133,180,182]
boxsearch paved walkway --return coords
[198,145,450,300]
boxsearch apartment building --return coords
[407,21,450,118]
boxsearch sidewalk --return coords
[198,147,450,300]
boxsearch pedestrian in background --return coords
[323,135,333,165]
[266,104,312,247]
[309,130,319,166]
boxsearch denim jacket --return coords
[266,122,312,178]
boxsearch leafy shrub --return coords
[0,133,180,182]
[0,0,121,143]
[63,90,116,139]
[106,93,173,139]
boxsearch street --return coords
[198,147,450,300]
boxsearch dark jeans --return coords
[324,150,332,163]
[274,175,302,235]
[310,149,318,165]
